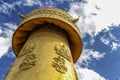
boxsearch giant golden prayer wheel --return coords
[5,7,82,80]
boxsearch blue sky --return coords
[0,0,120,80]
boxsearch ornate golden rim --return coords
[12,7,82,62]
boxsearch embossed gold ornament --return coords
[18,40,36,57]
[54,43,71,62]
[19,54,36,70]
[52,56,67,74]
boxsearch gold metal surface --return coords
[13,7,82,62]
[5,24,77,80]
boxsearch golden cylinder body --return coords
[5,24,77,80]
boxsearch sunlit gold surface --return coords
[5,24,77,80]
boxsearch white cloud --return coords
[0,22,17,57]
[3,22,17,30]
[0,28,2,34]
[22,0,42,6]
[0,37,11,58]
[76,49,105,67]
[100,32,120,51]
[68,2,96,38]
[0,0,56,14]
[100,37,110,45]
[3,22,17,38]
[68,0,120,37]
[44,0,55,7]
[109,32,118,42]
[111,42,120,51]
[91,0,120,32]
[75,67,106,80]
[22,0,56,7]
[0,2,15,14]
[0,1,21,14]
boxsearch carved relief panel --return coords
[52,56,67,74]
[19,54,36,70]
[54,42,72,62]
[18,40,36,58]
[18,40,37,70]
[52,42,72,74]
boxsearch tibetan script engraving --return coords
[54,43,71,62]
[19,54,36,70]
[18,40,36,57]
[52,56,67,74]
